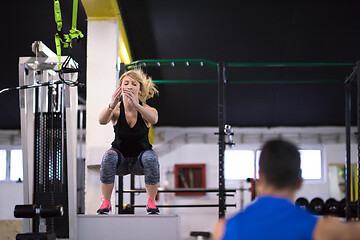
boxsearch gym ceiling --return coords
[1,0,360,129]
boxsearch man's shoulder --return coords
[227,196,317,223]
[225,200,261,223]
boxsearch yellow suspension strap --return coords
[53,0,84,86]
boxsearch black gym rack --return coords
[344,61,360,220]
[116,59,356,219]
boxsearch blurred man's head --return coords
[259,139,302,191]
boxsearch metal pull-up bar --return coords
[125,59,218,69]
[142,78,345,84]
[124,59,354,84]
[126,58,353,69]
[227,62,354,67]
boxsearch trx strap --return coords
[53,0,84,78]
[0,1,84,95]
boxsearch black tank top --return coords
[111,101,152,157]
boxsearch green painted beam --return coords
[153,79,217,84]
[125,59,351,84]
[227,62,354,67]
[151,79,343,84]
[228,79,344,83]
[125,59,218,70]
[126,59,354,69]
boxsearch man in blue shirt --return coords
[213,139,360,240]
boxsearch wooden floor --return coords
[0,220,23,240]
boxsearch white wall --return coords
[0,183,23,220]
[86,19,119,166]
[85,18,119,214]
[0,132,24,220]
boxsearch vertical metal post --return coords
[78,106,85,214]
[118,176,124,214]
[357,61,360,219]
[116,63,127,215]
[345,80,352,220]
[218,62,226,218]
[79,107,84,160]
[130,174,135,212]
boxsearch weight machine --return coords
[17,41,78,239]
[12,0,84,237]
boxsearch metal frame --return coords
[344,62,360,220]
[118,58,355,219]
[18,55,78,239]
[126,59,218,69]
[128,204,236,208]
[116,188,237,211]
[218,62,226,218]
[357,62,360,220]
[122,188,236,193]
[229,60,358,220]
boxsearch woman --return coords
[97,69,160,215]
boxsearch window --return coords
[10,150,23,181]
[226,148,322,181]
[225,150,255,180]
[0,150,6,181]
[299,150,322,180]
[0,148,23,182]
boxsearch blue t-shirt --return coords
[223,196,318,240]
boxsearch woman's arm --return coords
[98,104,117,125]
[99,86,122,125]
[136,104,158,125]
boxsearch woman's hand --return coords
[110,86,122,109]
[123,88,140,109]
[123,88,158,126]
[99,86,122,125]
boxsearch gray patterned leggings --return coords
[100,148,160,185]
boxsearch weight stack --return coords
[33,112,69,238]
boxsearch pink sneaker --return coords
[97,197,112,215]
[146,197,160,215]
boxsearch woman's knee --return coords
[141,150,159,167]
[100,149,119,184]
[141,150,160,185]
[143,158,159,171]
[101,149,118,167]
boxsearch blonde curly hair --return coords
[119,68,159,103]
